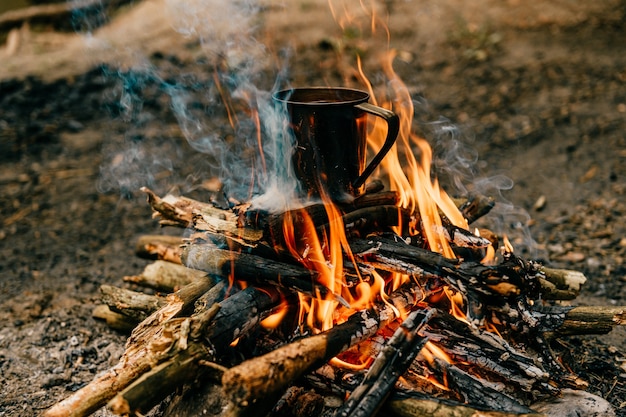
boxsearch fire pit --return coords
[44,72,625,416]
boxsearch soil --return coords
[1,0,625,416]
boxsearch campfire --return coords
[45,88,625,417]
[42,5,625,417]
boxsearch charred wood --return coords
[181,243,347,305]
[421,312,550,395]
[384,392,543,417]
[334,308,434,417]
[272,386,326,417]
[430,358,535,414]
[220,286,426,417]
[457,194,496,224]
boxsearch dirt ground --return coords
[1,0,625,416]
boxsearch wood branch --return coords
[134,234,184,263]
[537,267,586,300]
[350,237,570,303]
[123,259,209,292]
[221,286,427,417]
[181,243,347,305]
[107,304,223,415]
[457,194,496,224]
[100,285,166,321]
[422,312,550,393]
[334,308,434,417]
[556,305,626,335]
[44,277,215,417]
[107,285,280,415]
[431,358,536,414]
[351,190,400,208]
[141,186,239,228]
[384,393,543,417]
[92,305,137,333]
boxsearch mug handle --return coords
[352,103,400,189]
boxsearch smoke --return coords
[421,111,537,257]
[78,0,301,207]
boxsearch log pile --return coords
[45,187,626,417]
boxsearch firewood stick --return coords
[141,187,265,245]
[384,393,543,417]
[334,308,434,417]
[431,358,535,414]
[108,304,223,415]
[351,237,579,301]
[44,277,215,417]
[221,286,426,417]
[108,285,280,415]
[243,191,400,231]
[182,243,348,305]
[123,259,209,292]
[134,234,184,263]
[422,313,549,392]
[457,194,496,224]
[108,344,225,415]
[555,305,626,335]
[537,267,586,300]
[92,305,137,333]
[351,190,400,208]
[142,186,238,226]
[100,285,166,321]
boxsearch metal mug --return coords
[273,87,399,202]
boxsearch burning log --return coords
[334,308,434,417]
[420,312,552,394]
[429,357,535,414]
[221,286,427,417]
[60,184,626,417]
[181,243,348,305]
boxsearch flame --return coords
[420,341,452,389]
[260,299,289,329]
[443,285,468,323]
[275,1,499,371]
[283,190,369,331]
[353,48,470,260]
